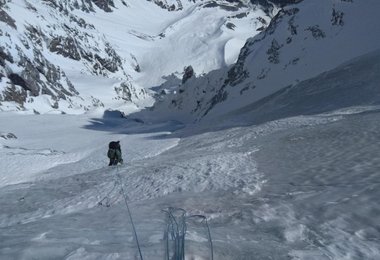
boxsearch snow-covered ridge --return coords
[152,0,380,122]
[0,0,278,114]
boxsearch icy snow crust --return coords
[1,51,380,259]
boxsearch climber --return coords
[107,141,123,166]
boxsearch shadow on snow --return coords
[85,50,380,140]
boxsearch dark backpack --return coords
[107,149,116,159]
[109,141,120,150]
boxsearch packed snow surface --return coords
[1,50,380,259]
[1,105,379,259]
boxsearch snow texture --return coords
[1,0,380,259]
[0,48,380,259]
[0,0,272,114]
[152,0,380,122]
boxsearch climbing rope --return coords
[188,215,214,260]
[116,165,144,260]
[163,207,214,260]
[97,165,144,260]
[163,207,187,260]
[97,178,121,207]
[97,165,215,260]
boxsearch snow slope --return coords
[0,47,379,259]
[0,0,273,113]
[152,0,380,122]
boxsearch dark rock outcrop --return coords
[182,66,194,84]
[0,8,16,29]
[42,0,116,13]
[8,74,30,92]
[49,36,81,60]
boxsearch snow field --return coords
[2,0,270,113]
[254,109,380,259]
[2,103,379,259]
[166,0,380,122]
[0,2,380,258]
[0,112,180,187]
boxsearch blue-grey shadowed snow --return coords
[83,48,380,141]
[83,109,184,137]
[225,49,380,126]
[252,108,380,259]
[125,49,380,140]
[2,93,380,258]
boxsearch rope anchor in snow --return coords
[163,207,214,260]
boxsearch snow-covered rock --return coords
[153,0,380,122]
[0,49,379,258]
[0,0,279,114]
[0,0,136,113]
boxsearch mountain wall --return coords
[0,0,282,114]
[0,0,145,113]
[152,0,380,122]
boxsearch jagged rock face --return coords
[147,0,199,11]
[0,3,79,110]
[248,0,302,16]
[148,0,283,12]
[0,8,16,29]
[0,43,78,109]
[114,82,148,102]
[0,0,303,113]
[150,0,300,120]
[49,36,81,61]
[251,0,302,7]
[153,0,380,122]
[0,0,277,113]
[182,66,195,84]
[23,4,127,77]
[199,1,360,117]
[0,0,134,112]
[148,0,180,11]
[205,0,295,13]
[202,1,248,11]
[42,0,118,13]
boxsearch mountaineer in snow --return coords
[107,141,123,166]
